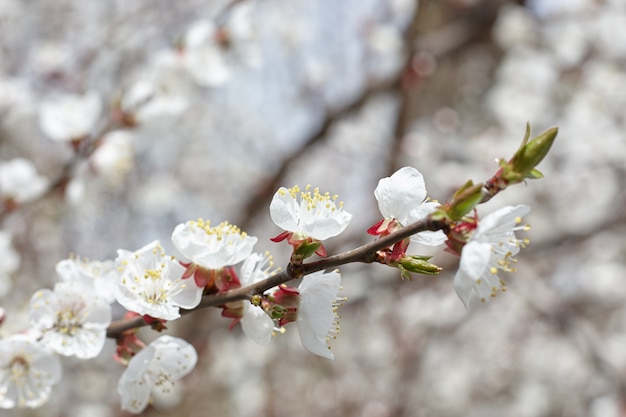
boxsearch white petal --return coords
[297,271,341,359]
[118,345,155,413]
[172,222,257,269]
[301,214,352,241]
[240,303,274,346]
[167,278,203,309]
[269,187,300,232]
[454,241,491,308]
[148,336,198,379]
[375,167,427,224]
[407,202,446,246]
[476,204,530,236]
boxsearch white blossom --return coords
[182,3,260,87]
[56,258,117,303]
[172,220,257,270]
[90,130,134,186]
[270,185,353,241]
[296,270,342,360]
[29,281,112,359]
[38,90,101,141]
[374,166,446,246]
[120,50,190,122]
[117,335,197,414]
[114,240,203,320]
[239,253,276,346]
[0,230,19,297]
[454,205,530,307]
[0,334,62,408]
[0,158,48,204]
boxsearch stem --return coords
[106,216,446,338]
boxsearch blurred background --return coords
[1,0,626,416]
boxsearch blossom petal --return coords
[375,166,427,224]
[269,187,301,231]
[297,271,341,359]
[147,336,198,379]
[454,241,491,308]
[476,204,530,237]
[300,215,352,241]
[407,202,446,246]
[241,303,274,346]
[172,221,257,269]
[118,346,155,414]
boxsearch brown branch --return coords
[106,216,446,338]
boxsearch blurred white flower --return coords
[454,205,530,307]
[29,281,112,359]
[172,220,257,270]
[114,240,202,320]
[591,9,626,60]
[492,4,538,49]
[117,335,197,414]
[0,158,48,204]
[90,130,134,186]
[296,270,342,359]
[239,253,277,346]
[121,50,190,122]
[371,166,446,246]
[56,257,117,304]
[527,0,593,18]
[270,185,353,241]
[0,334,62,408]
[38,90,101,141]
[183,21,231,87]
[366,23,404,77]
[182,3,260,87]
[0,230,19,297]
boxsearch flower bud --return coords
[447,181,485,220]
[397,255,441,278]
[508,125,557,182]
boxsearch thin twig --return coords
[106,216,446,338]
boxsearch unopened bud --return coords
[397,255,441,278]
[292,239,323,262]
[447,181,484,220]
[508,125,557,182]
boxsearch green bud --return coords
[447,182,484,220]
[509,125,557,180]
[292,240,322,261]
[398,255,442,277]
[267,304,288,320]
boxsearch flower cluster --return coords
[0,145,542,412]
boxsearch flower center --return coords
[56,306,83,335]
[191,219,249,242]
[9,356,30,383]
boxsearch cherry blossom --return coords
[270,184,353,243]
[0,158,48,205]
[29,281,112,359]
[38,91,102,142]
[453,205,530,307]
[117,335,197,414]
[0,230,19,297]
[172,219,257,270]
[56,257,117,303]
[370,166,446,246]
[114,240,203,320]
[0,335,62,408]
[296,270,342,359]
[238,253,277,346]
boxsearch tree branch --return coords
[106,215,446,338]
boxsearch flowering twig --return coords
[106,215,445,338]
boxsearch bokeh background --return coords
[1,0,626,416]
